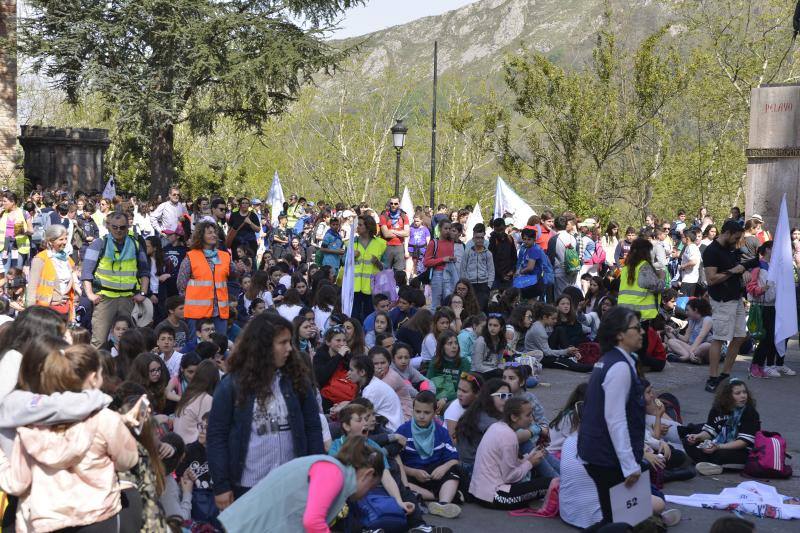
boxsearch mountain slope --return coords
[337,0,670,80]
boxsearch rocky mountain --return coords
[336,0,670,81]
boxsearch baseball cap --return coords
[251,198,262,205]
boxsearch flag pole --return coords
[429,40,438,209]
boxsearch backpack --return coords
[564,245,581,274]
[657,392,683,424]
[354,488,407,533]
[744,431,793,479]
[590,243,606,265]
[31,210,51,245]
[537,253,555,286]
[412,240,438,286]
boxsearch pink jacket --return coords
[469,421,533,503]
[0,408,138,532]
[381,368,414,421]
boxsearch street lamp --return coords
[390,118,408,197]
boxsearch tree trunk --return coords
[149,124,176,199]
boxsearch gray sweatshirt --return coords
[0,349,111,455]
[524,322,570,359]
[471,336,501,373]
[460,243,495,285]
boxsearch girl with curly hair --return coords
[206,313,323,510]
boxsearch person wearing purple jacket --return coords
[408,215,430,277]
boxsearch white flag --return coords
[341,218,357,317]
[464,201,484,242]
[493,177,535,228]
[400,187,414,219]
[101,177,116,200]
[768,193,798,357]
[266,171,285,226]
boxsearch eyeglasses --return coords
[626,324,645,332]
[149,367,162,374]
[196,422,208,431]
[460,372,481,389]
[109,224,128,231]
[491,392,513,400]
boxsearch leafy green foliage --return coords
[18,0,366,195]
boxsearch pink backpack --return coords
[744,431,792,479]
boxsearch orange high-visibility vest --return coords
[34,250,75,314]
[184,249,231,320]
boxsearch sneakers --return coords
[661,508,682,527]
[410,526,454,533]
[749,364,768,378]
[776,364,797,376]
[763,366,782,378]
[704,376,720,392]
[427,502,461,519]
[695,462,723,476]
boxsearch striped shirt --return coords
[559,434,603,528]
[239,373,295,488]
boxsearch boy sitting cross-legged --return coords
[397,391,462,519]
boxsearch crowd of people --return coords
[0,184,794,532]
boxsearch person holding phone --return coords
[469,397,553,509]
[578,306,647,527]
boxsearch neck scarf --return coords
[411,419,435,460]
[299,338,310,352]
[388,209,401,225]
[52,250,68,261]
[204,248,221,265]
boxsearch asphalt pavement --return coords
[427,340,800,532]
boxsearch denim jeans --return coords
[431,270,445,309]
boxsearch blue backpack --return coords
[354,488,407,533]
[537,253,555,286]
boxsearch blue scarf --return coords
[52,250,68,261]
[411,419,435,460]
[104,235,136,270]
[204,248,221,265]
[388,208,401,225]
[714,406,745,444]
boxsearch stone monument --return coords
[18,126,111,192]
[0,0,16,187]
[746,83,800,230]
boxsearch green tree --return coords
[495,14,689,218]
[19,0,365,197]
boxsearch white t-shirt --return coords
[443,400,466,423]
[559,434,603,529]
[161,351,184,379]
[277,304,302,323]
[681,243,701,283]
[362,376,404,432]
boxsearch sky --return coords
[331,0,477,39]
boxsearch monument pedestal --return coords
[18,126,111,193]
[747,84,800,230]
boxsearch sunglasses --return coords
[389,202,399,206]
[460,372,481,389]
[504,362,525,368]
[329,325,346,334]
[491,392,513,400]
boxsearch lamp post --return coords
[390,118,408,197]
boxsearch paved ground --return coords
[427,341,800,532]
